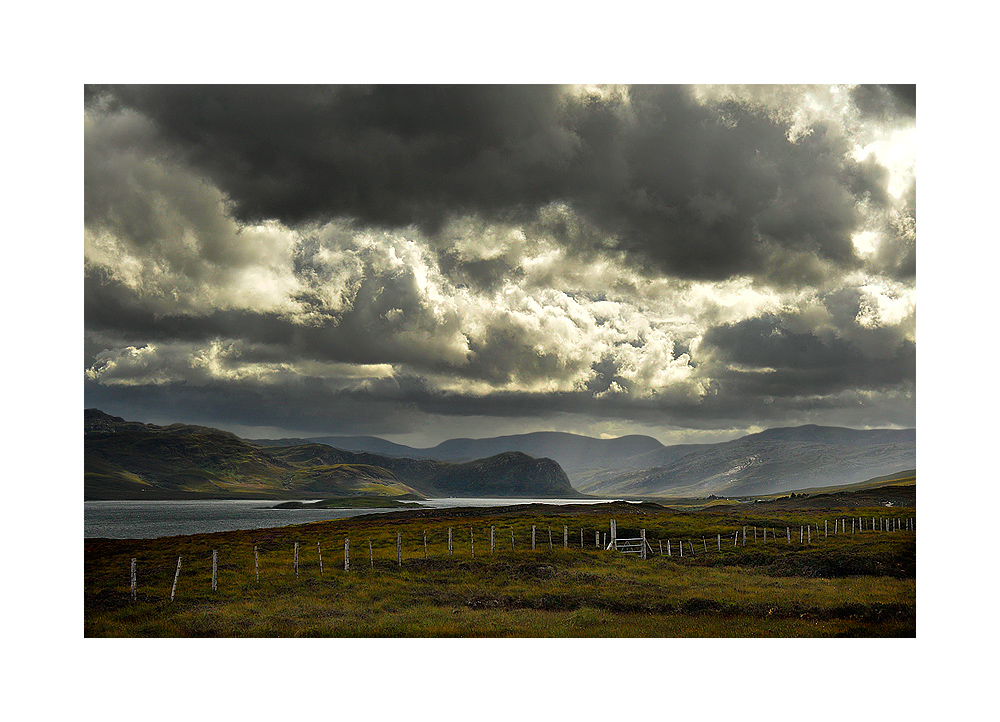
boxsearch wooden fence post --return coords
[130,558,137,601]
[595,530,599,548]
[825,520,828,539]
[754,526,757,542]
[717,534,721,551]
[742,526,746,546]
[511,526,515,551]
[344,538,350,572]
[667,539,671,556]
[470,527,475,558]
[581,528,584,548]
[317,542,323,576]
[368,538,373,570]
[703,538,708,553]
[448,527,453,557]
[763,527,766,543]
[293,542,299,579]
[397,532,402,567]
[424,530,428,560]
[659,540,664,555]
[548,526,553,550]
[564,525,568,549]
[679,539,683,557]
[787,527,790,544]
[170,556,182,601]
[532,525,536,550]
[641,529,647,560]
[491,525,495,554]
[807,526,811,544]
[212,549,219,590]
[254,545,259,582]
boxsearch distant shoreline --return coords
[271,497,425,510]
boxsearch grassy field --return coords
[84,490,916,637]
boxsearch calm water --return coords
[84,497,611,539]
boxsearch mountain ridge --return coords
[89,409,916,500]
[85,410,578,500]
[252,424,915,494]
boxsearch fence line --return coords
[115,514,916,599]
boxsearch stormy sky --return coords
[84,84,916,445]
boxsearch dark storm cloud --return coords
[84,85,916,441]
[94,84,895,284]
[86,356,915,440]
[852,84,916,118]
[99,85,577,233]
[84,377,422,436]
[701,313,915,397]
[565,89,867,282]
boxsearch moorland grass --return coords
[85,502,915,637]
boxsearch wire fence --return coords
[103,514,916,602]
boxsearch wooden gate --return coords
[605,521,653,559]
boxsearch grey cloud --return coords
[86,262,581,388]
[585,355,632,396]
[880,181,916,280]
[852,84,916,119]
[91,85,896,285]
[436,250,523,292]
[96,85,577,233]
[86,362,915,441]
[83,85,916,441]
[701,313,915,398]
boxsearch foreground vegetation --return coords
[85,489,916,637]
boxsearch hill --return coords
[254,424,914,497]
[252,430,697,486]
[85,410,578,500]
[580,426,915,498]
